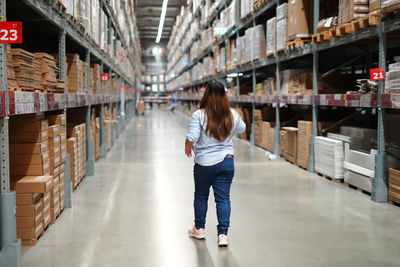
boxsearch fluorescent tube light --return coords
[156,0,169,43]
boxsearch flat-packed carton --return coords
[16,210,43,228]
[16,198,43,217]
[17,222,43,240]
[10,151,49,165]
[288,0,314,40]
[10,141,49,155]
[10,120,48,133]
[48,125,60,138]
[43,210,51,228]
[10,129,48,143]
[282,127,298,163]
[16,193,41,205]
[13,176,52,193]
[48,135,61,148]
[43,191,51,206]
[60,133,67,144]
[47,114,66,126]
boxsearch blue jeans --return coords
[193,156,234,235]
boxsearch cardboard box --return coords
[60,133,67,144]
[10,129,48,143]
[60,143,67,155]
[61,153,67,163]
[17,222,43,240]
[16,198,43,217]
[47,114,66,126]
[48,125,60,138]
[280,130,288,156]
[10,120,48,133]
[282,127,298,163]
[267,126,275,152]
[51,165,61,177]
[53,175,60,187]
[48,135,61,148]
[60,163,66,173]
[370,0,380,12]
[297,120,312,169]
[43,201,51,217]
[10,141,49,155]
[10,151,49,165]
[43,210,51,228]
[43,192,51,206]
[288,0,314,40]
[16,193,41,205]
[13,176,52,193]
[16,210,43,228]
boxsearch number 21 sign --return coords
[370,68,385,81]
[0,22,22,43]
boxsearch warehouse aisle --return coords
[21,109,400,267]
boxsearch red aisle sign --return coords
[120,85,125,90]
[370,68,385,81]
[0,22,22,43]
[101,73,110,81]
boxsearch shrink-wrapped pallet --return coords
[276,18,287,52]
[251,25,266,61]
[266,18,276,56]
[314,136,345,179]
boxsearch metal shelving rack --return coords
[169,0,400,204]
[0,0,140,265]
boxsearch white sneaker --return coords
[188,225,206,239]
[218,234,229,247]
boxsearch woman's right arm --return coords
[234,111,246,134]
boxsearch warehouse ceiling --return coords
[135,0,187,50]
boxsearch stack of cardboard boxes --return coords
[282,127,298,164]
[47,114,67,223]
[67,123,86,189]
[13,175,53,246]
[66,54,84,94]
[10,114,50,177]
[297,121,313,169]
[338,0,369,24]
[389,168,400,204]
[254,110,263,148]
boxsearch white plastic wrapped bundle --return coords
[241,0,253,19]
[315,136,345,179]
[276,3,288,20]
[251,25,266,61]
[276,18,287,52]
[266,18,276,56]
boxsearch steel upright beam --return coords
[372,4,388,202]
[85,50,94,176]
[100,63,107,158]
[309,0,320,172]
[273,54,281,156]
[59,27,72,208]
[251,68,256,145]
[0,0,21,265]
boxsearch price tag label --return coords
[121,50,127,59]
[100,73,110,81]
[0,22,22,43]
[370,68,385,81]
[120,85,125,90]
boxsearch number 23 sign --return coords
[0,22,22,43]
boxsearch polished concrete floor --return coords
[21,109,400,267]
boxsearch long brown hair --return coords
[200,80,233,142]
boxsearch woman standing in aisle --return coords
[185,80,246,247]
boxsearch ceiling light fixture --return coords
[156,0,169,43]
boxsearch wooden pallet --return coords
[343,182,371,196]
[254,0,267,10]
[389,200,400,207]
[336,23,353,36]
[382,2,400,14]
[53,0,66,13]
[287,37,312,49]
[315,172,342,183]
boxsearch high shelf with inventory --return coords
[0,0,142,266]
[165,0,400,204]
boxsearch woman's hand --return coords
[185,139,194,157]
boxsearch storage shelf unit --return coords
[0,0,140,264]
[166,0,400,204]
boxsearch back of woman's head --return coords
[200,80,233,142]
